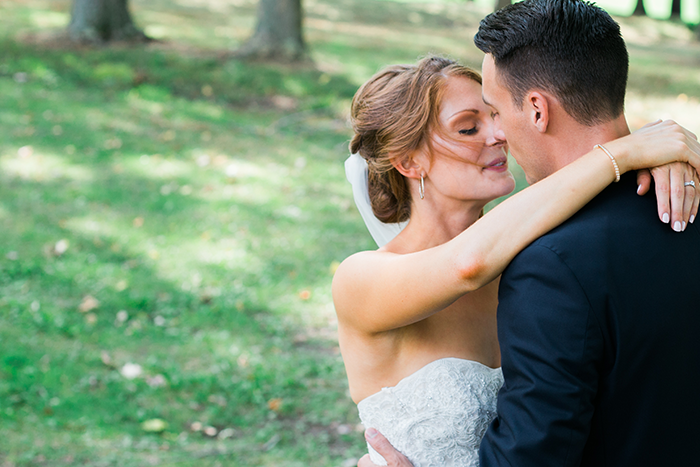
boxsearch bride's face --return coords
[417,76,516,205]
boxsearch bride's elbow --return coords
[455,253,488,291]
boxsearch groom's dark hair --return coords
[473,0,628,126]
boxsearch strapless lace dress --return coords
[357,358,503,467]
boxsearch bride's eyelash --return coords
[459,127,478,136]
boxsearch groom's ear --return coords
[526,91,550,133]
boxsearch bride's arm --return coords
[333,120,700,333]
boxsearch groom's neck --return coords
[547,114,631,176]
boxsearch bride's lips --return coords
[483,156,508,172]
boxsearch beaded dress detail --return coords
[357,358,503,467]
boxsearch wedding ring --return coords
[684,180,696,188]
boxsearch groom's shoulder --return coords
[524,174,652,256]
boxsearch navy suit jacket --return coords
[479,173,700,466]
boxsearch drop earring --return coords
[419,173,425,200]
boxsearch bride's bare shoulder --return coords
[334,249,396,283]
[332,250,397,311]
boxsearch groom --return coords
[360,0,700,465]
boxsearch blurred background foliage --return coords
[0,0,699,466]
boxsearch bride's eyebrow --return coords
[448,109,479,120]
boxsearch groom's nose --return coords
[486,120,507,147]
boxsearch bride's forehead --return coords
[439,79,487,117]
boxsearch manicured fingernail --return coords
[366,428,378,439]
[683,221,687,231]
[674,221,682,232]
[691,215,695,224]
[637,185,642,194]
[662,213,670,224]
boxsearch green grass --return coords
[0,0,699,466]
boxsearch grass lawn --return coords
[1,0,699,466]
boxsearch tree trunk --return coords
[234,0,306,62]
[633,0,647,16]
[495,0,511,10]
[671,0,681,17]
[68,0,147,43]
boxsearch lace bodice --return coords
[357,358,503,467]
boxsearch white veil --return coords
[345,153,408,247]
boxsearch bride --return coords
[332,55,699,466]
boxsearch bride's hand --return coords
[606,119,700,231]
[611,119,700,173]
[637,163,699,231]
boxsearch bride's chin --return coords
[493,175,516,197]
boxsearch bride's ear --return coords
[391,153,425,180]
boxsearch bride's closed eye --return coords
[459,127,478,136]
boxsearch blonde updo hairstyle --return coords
[350,55,482,223]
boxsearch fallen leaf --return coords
[100,351,113,367]
[203,426,217,437]
[146,374,167,388]
[120,363,143,380]
[133,217,144,228]
[218,428,235,440]
[54,239,69,255]
[85,313,97,325]
[299,290,311,300]
[262,434,281,451]
[142,418,168,432]
[267,398,282,412]
[237,355,249,368]
[78,295,99,313]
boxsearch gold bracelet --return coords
[594,144,620,183]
